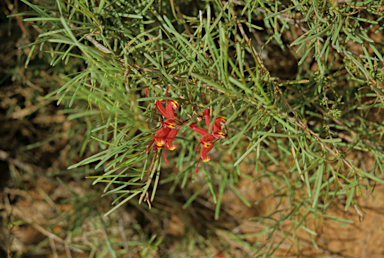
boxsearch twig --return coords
[229,126,252,141]
[231,0,307,23]
[295,23,384,105]
[322,86,338,151]
[312,100,384,158]
[64,243,73,258]
[236,18,269,74]
[293,20,384,105]
[225,2,268,74]
[295,24,381,62]
[144,191,152,209]
[84,32,112,54]
[48,237,59,258]
[274,85,354,170]
[231,0,382,63]
[30,223,83,253]
[2,187,82,254]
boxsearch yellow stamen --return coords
[167,123,176,129]
[221,117,227,122]
[172,100,179,108]
[203,158,210,162]
[203,142,211,148]
[156,142,165,147]
[169,146,176,150]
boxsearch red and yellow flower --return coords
[190,107,226,173]
[145,89,226,171]
[145,87,185,163]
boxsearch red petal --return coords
[213,116,226,132]
[144,89,150,99]
[200,134,215,144]
[203,108,211,130]
[189,122,208,135]
[154,127,171,147]
[166,129,178,150]
[195,142,201,151]
[200,144,214,162]
[163,147,168,163]
[163,129,178,163]
[165,100,178,118]
[196,144,214,173]
[155,127,171,137]
[155,100,168,117]
[163,118,178,129]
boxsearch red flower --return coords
[162,118,178,129]
[155,98,179,119]
[162,129,178,163]
[189,117,226,139]
[189,121,208,136]
[146,127,171,152]
[195,142,215,173]
[145,89,226,167]
[145,86,185,163]
[146,118,182,163]
[202,108,227,136]
[190,107,226,173]
[145,87,179,119]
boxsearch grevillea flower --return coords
[162,129,178,163]
[155,97,179,119]
[190,107,226,173]
[165,129,178,150]
[190,123,220,173]
[146,118,183,163]
[145,87,186,163]
[145,89,226,167]
[146,127,171,152]
[194,142,215,173]
[145,87,179,119]
[162,118,178,129]
[202,108,227,136]
[189,116,226,138]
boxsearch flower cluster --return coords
[189,110,226,173]
[146,89,226,173]
[145,87,184,163]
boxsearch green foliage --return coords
[13,0,384,256]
